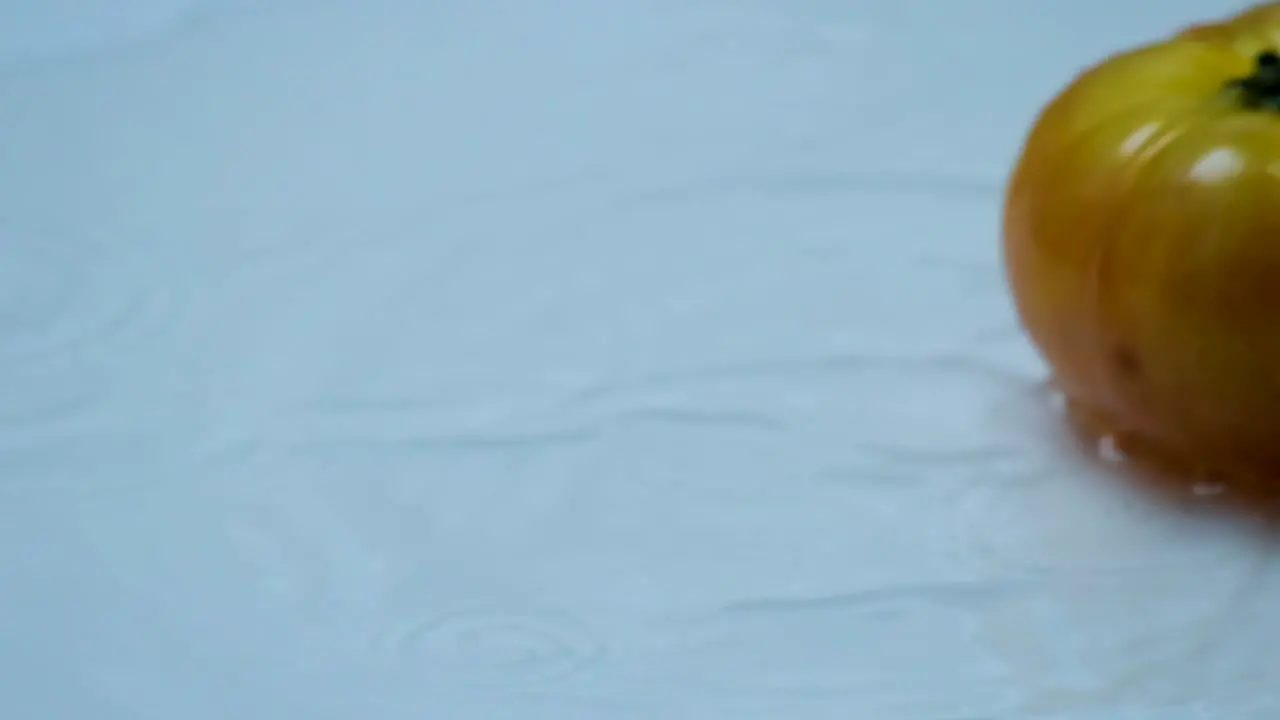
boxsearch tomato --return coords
[1003,2,1280,481]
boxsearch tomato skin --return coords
[1003,2,1280,476]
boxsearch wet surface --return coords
[0,0,1277,717]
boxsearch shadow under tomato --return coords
[1057,386,1280,533]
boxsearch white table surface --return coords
[0,0,1272,717]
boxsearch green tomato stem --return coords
[1234,50,1280,110]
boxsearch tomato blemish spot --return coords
[1113,345,1143,378]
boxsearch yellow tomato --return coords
[1003,2,1280,481]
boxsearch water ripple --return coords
[0,218,175,367]
[377,610,605,690]
[0,219,183,492]
[282,377,787,453]
[222,499,337,617]
[714,579,1027,617]
[0,386,100,445]
[626,169,999,207]
[954,468,1262,576]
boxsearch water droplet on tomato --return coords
[1098,434,1126,463]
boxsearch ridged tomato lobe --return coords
[1003,2,1280,479]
